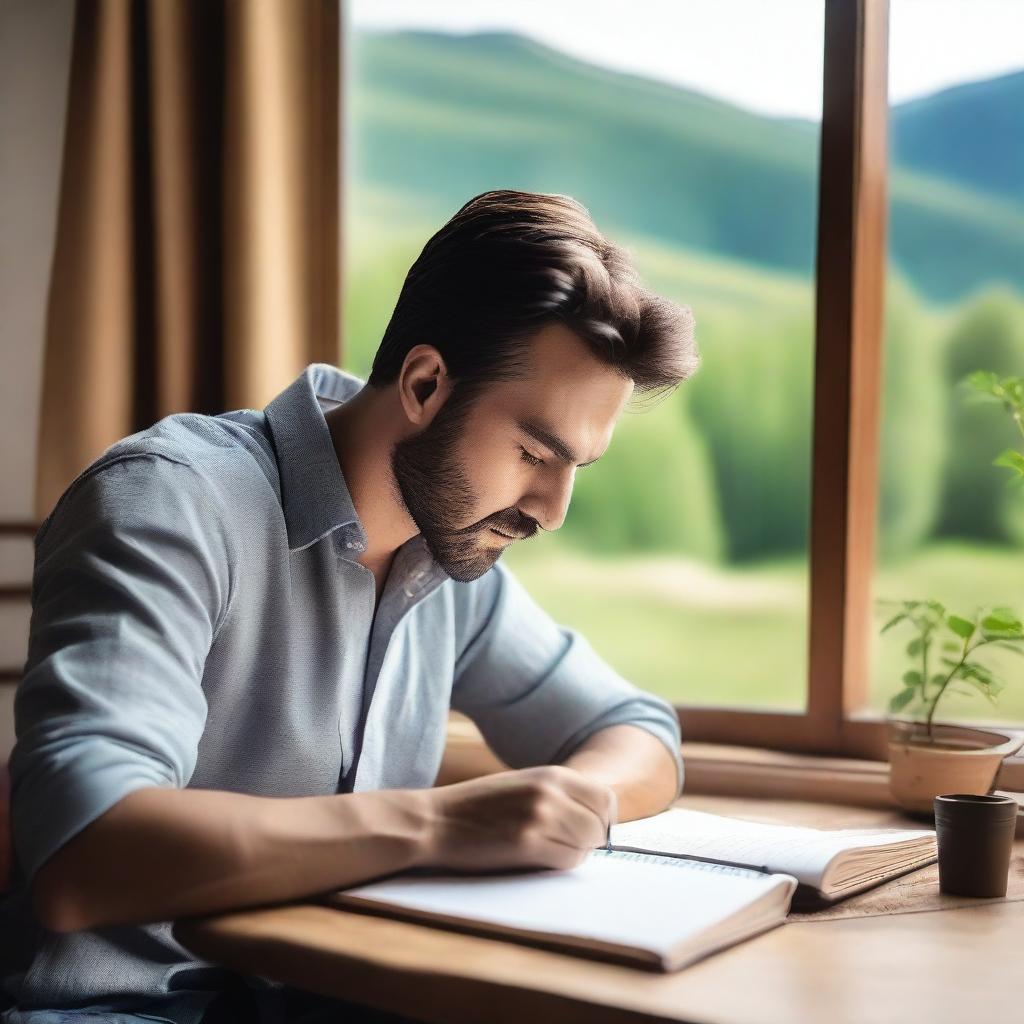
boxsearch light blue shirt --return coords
[1,364,683,1020]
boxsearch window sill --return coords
[438,713,1024,811]
[677,741,893,807]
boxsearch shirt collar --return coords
[262,365,450,595]
[264,363,370,553]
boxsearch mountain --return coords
[892,71,1024,207]
[349,30,1024,303]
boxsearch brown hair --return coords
[367,189,699,400]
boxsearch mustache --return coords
[453,509,540,540]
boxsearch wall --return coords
[0,0,75,761]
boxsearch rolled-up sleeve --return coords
[10,450,233,884]
[450,562,683,797]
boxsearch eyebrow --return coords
[517,418,602,468]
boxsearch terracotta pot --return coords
[887,720,1024,814]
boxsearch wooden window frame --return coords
[679,0,898,762]
[676,0,1024,787]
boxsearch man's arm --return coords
[450,562,685,811]
[33,784,432,932]
[560,723,680,822]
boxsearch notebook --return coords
[608,807,938,907]
[327,807,937,972]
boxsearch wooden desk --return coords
[175,795,1023,1024]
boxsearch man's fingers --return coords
[541,765,616,835]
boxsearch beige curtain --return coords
[36,0,340,519]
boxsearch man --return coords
[0,190,699,1022]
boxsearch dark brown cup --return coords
[933,793,1018,898]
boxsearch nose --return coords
[522,466,575,533]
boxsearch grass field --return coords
[503,535,1024,724]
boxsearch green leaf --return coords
[957,662,995,686]
[961,370,1001,398]
[942,640,960,652]
[906,638,923,657]
[958,676,1000,706]
[981,611,1022,633]
[888,688,916,713]
[993,449,1024,477]
[880,612,907,635]
[1005,384,1024,409]
[990,606,1020,622]
[982,626,1024,642]
[902,670,923,688]
[947,615,975,640]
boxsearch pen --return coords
[605,819,612,853]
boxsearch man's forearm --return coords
[560,723,681,822]
[32,784,434,933]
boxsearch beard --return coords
[390,387,539,582]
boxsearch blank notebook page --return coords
[339,849,791,958]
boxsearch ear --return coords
[396,345,453,427]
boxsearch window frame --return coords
[339,0,1023,776]
[676,0,1024,776]
[677,0,895,760]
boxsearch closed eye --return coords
[518,445,543,467]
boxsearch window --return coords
[342,1,825,715]
[340,0,1022,758]
[866,0,1024,726]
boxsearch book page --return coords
[610,808,936,889]
[339,848,794,962]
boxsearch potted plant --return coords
[879,599,1024,813]
[878,371,1024,814]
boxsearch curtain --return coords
[35,0,340,519]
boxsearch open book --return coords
[327,808,936,972]
[609,807,938,908]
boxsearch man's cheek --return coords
[484,481,524,520]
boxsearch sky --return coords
[350,0,1024,120]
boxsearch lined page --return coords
[599,847,773,881]
[610,808,936,889]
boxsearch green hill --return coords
[892,70,1024,208]
[349,29,1024,303]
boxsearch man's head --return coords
[368,190,699,582]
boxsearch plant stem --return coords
[925,636,998,740]
[921,631,930,722]
[926,635,969,741]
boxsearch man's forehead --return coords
[519,321,614,375]
[501,329,634,403]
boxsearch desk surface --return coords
[175,795,1023,1024]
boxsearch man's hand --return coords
[418,765,617,873]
